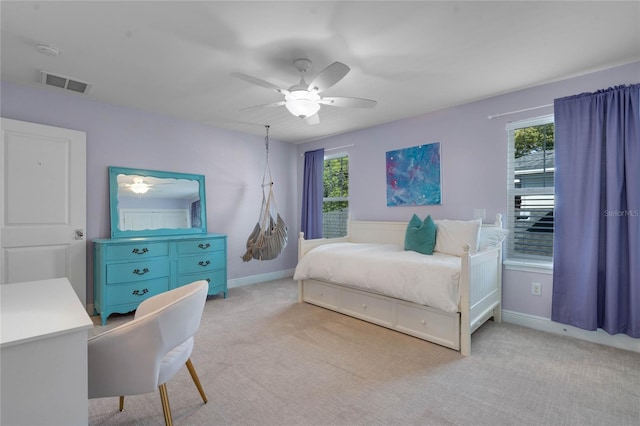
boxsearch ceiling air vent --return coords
[40,70,92,94]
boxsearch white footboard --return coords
[297,215,503,356]
[459,246,502,356]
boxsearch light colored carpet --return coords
[88,278,639,426]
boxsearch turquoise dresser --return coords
[93,234,227,325]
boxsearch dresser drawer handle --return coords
[198,260,211,267]
[132,288,149,296]
[132,268,149,276]
[132,248,149,255]
[198,243,211,250]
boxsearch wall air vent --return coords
[40,70,92,94]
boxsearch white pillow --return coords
[434,219,482,256]
[478,227,509,251]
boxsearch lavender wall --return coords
[1,81,299,305]
[297,61,640,319]
[3,61,638,315]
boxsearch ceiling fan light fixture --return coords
[131,183,149,194]
[285,90,321,118]
[130,178,150,194]
[233,59,375,125]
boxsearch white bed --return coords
[295,216,504,356]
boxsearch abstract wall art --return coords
[386,142,442,206]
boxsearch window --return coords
[323,154,349,238]
[506,115,554,264]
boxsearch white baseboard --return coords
[227,269,295,289]
[502,310,639,353]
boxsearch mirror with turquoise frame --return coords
[108,166,207,238]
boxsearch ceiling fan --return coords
[232,59,377,125]
[120,177,155,194]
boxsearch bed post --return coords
[297,232,305,303]
[493,248,503,323]
[459,243,472,356]
[493,213,503,323]
[494,213,503,229]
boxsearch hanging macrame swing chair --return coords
[242,126,288,262]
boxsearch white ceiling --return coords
[2,1,639,143]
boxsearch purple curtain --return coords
[552,84,640,337]
[301,148,324,239]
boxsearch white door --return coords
[0,118,87,306]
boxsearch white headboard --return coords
[348,214,503,245]
[298,215,503,257]
[348,221,407,245]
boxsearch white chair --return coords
[88,280,209,426]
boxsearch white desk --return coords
[1,278,93,425]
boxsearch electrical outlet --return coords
[531,282,542,296]
[474,209,486,219]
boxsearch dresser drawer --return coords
[106,242,169,260]
[177,238,225,254]
[396,302,459,348]
[177,270,226,294]
[106,259,169,284]
[106,278,169,306]
[341,289,393,327]
[303,280,340,310]
[177,254,225,274]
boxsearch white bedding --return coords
[293,243,462,313]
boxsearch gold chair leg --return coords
[158,383,173,426]
[185,358,208,403]
[119,396,125,412]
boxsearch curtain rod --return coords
[300,144,354,156]
[487,103,553,120]
[326,144,354,152]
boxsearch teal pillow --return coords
[404,214,436,255]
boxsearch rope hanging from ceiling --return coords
[242,125,288,262]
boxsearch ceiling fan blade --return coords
[231,72,288,94]
[240,101,286,111]
[304,114,320,125]
[319,97,377,108]
[307,62,350,93]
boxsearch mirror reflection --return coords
[116,174,201,231]
[109,166,207,238]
